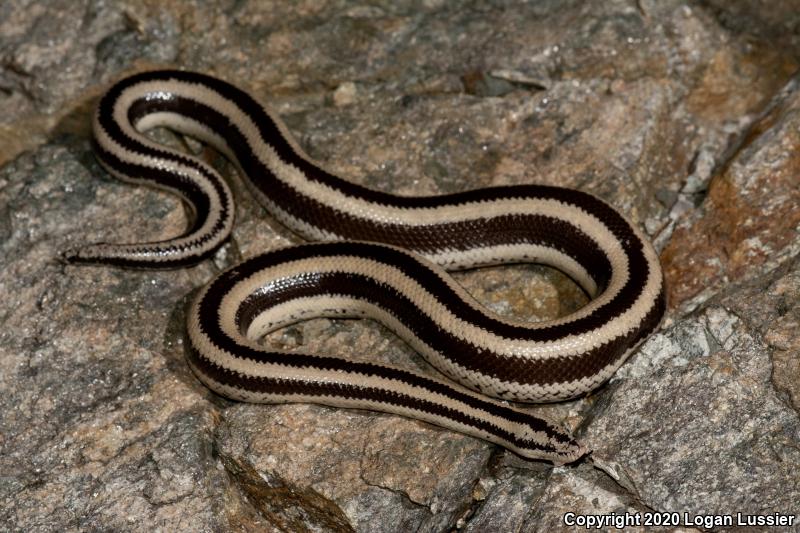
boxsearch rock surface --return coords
[1,1,799,531]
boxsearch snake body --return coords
[67,70,666,464]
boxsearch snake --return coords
[65,70,666,464]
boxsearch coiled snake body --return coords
[67,70,666,464]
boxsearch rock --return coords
[1,0,798,530]
[586,286,800,519]
[662,75,800,311]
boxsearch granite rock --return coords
[1,0,799,531]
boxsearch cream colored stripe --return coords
[91,119,233,260]
[111,80,639,301]
[188,358,574,462]
[426,243,599,296]
[215,253,634,360]
[236,292,651,401]
[114,81,627,259]
[133,111,237,162]
[184,328,559,451]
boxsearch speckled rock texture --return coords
[1,1,799,531]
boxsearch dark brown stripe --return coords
[194,264,583,446]
[185,344,575,455]
[119,89,615,290]
[103,70,645,276]
[225,244,665,388]
[235,271,665,389]
[67,140,231,267]
[227,242,636,343]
